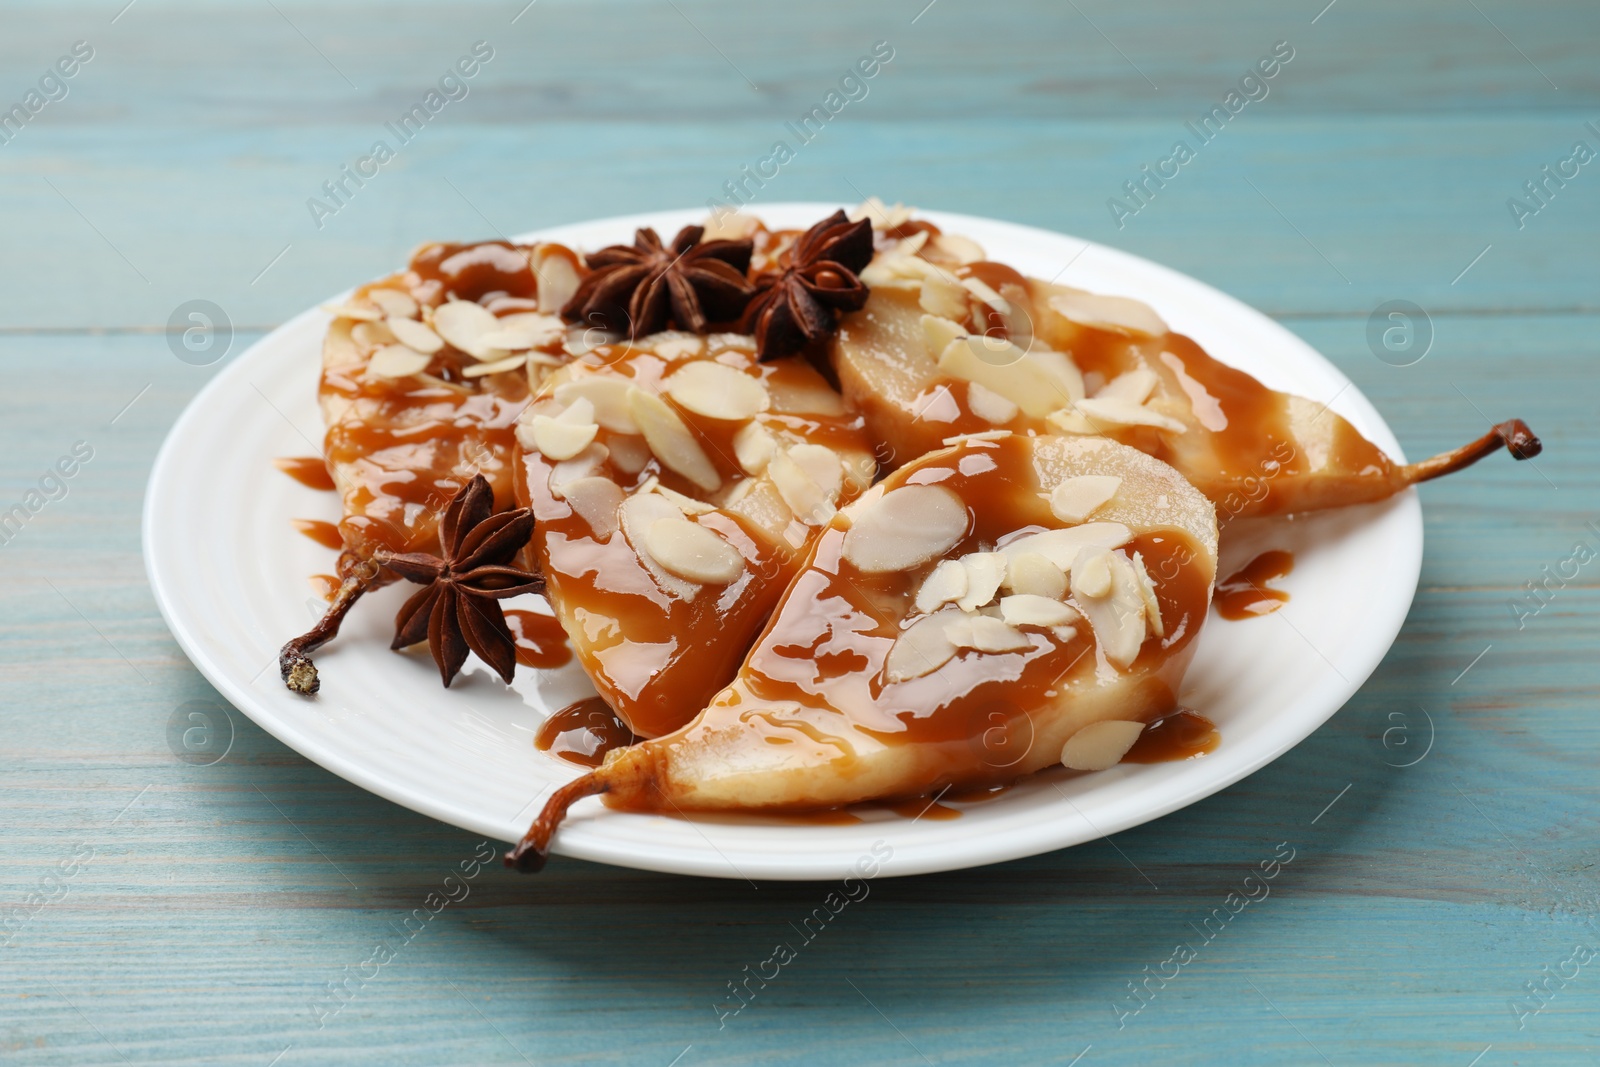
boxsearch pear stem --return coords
[278,560,381,695]
[1400,418,1541,486]
[504,773,609,872]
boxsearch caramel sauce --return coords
[886,798,962,820]
[505,609,572,669]
[707,436,1211,793]
[534,696,639,768]
[1124,709,1219,762]
[770,808,865,826]
[275,456,336,491]
[944,783,1013,803]
[1214,550,1295,619]
[319,239,570,567]
[308,574,341,601]
[292,518,344,551]
[515,340,873,739]
[407,240,542,305]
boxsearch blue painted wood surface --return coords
[1,1,1596,1064]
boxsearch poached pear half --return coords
[833,235,1539,519]
[508,432,1218,870]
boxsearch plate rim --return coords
[143,202,1422,879]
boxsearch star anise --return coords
[561,225,754,338]
[374,475,544,688]
[742,210,874,362]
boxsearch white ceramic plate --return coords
[143,203,1420,880]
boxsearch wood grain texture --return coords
[1,1,1597,1064]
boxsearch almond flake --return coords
[643,516,744,584]
[1028,349,1086,402]
[733,421,777,475]
[368,289,418,319]
[894,230,930,256]
[768,447,836,527]
[1073,549,1113,598]
[960,276,1010,313]
[621,493,700,599]
[549,443,609,497]
[1074,397,1187,434]
[945,613,1032,653]
[1095,368,1158,405]
[527,398,599,460]
[480,324,550,351]
[431,300,502,360]
[1046,409,1098,435]
[786,444,843,499]
[627,386,721,492]
[655,483,716,516]
[918,274,970,320]
[462,354,528,378]
[851,197,914,230]
[842,485,969,574]
[1061,720,1146,771]
[324,303,382,322]
[931,233,985,265]
[1130,551,1165,638]
[388,316,444,354]
[706,333,757,354]
[701,212,762,241]
[1004,551,1067,599]
[555,377,639,434]
[966,382,1019,425]
[351,320,397,351]
[999,594,1078,628]
[1071,548,1149,669]
[884,611,959,682]
[1047,288,1167,339]
[561,475,624,538]
[649,332,705,360]
[766,374,847,416]
[914,558,968,615]
[941,430,1013,445]
[957,552,1006,612]
[921,313,967,355]
[937,336,1065,419]
[1049,475,1122,525]
[1001,522,1132,571]
[367,344,431,379]
[534,248,581,314]
[664,361,770,421]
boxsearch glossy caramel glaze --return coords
[886,798,962,820]
[505,609,573,669]
[506,433,1220,867]
[274,456,336,491]
[642,435,1212,802]
[833,233,1411,519]
[319,240,580,575]
[291,519,344,551]
[514,337,876,738]
[1214,550,1295,619]
[1124,709,1220,762]
[534,696,638,768]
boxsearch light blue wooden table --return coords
[2,1,1596,1063]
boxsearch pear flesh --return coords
[833,268,1540,519]
[514,333,877,739]
[508,433,1219,870]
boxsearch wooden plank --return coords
[1,311,1595,1063]
[4,116,1598,331]
[3,0,1598,1063]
